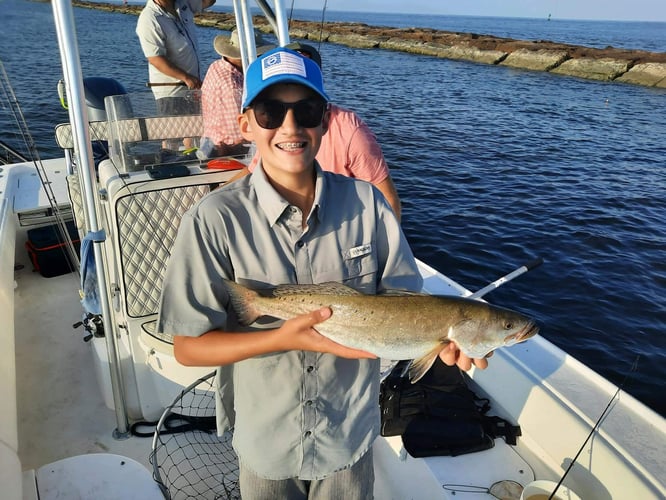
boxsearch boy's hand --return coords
[279,307,377,359]
[439,342,491,371]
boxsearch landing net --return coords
[150,371,240,499]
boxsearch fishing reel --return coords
[73,312,105,342]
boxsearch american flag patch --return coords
[261,51,307,80]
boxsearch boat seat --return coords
[55,122,109,234]
[107,114,202,144]
[142,318,171,345]
[54,115,203,150]
[65,174,85,231]
[54,120,109,150]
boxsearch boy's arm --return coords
[174,306,376,366]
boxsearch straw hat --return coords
[214,29,275,59]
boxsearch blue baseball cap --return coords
[242,47,330,110]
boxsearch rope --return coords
[131,412,217,438]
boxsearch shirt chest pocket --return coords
[342,243,376,278]
[315,242,378,289]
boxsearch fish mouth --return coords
[504,322,539,344]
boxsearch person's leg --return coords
[239,461,308,500]
[309,449,374,500]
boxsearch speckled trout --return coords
[224,280,538,382]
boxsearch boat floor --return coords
[14,263,153,472]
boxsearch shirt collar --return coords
[149,0,183,15]
[252,161,325,227]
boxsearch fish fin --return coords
[222,280,263,326]
[271,282,362,297]
[408,342,451,383]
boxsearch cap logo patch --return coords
[261,51,307,80]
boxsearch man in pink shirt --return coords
[233,42,402,220]
[201,29,273,156]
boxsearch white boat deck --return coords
[13,264,154,471]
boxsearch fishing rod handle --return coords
[524,257,544,271]
[469,256,544,300]
[145,82,187,87]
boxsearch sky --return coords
[277,0,666,23]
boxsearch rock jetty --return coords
[74,1,666,88]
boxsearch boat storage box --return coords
[25,220,80,277]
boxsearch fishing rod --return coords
[145,81,187,87]
[469,257,543,300]
[548,356,640,500]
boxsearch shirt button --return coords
[305,400,313,406]
[304,431,312,438]
[296,240,304,248]
[306,366,314,373]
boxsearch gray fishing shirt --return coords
[136,0,204,99]
[157,163,422,480]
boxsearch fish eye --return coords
[504,322,513,330]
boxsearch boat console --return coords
[56,90,247,421]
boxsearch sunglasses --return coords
[250,98,327,130]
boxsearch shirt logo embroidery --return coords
[348,244,371,259]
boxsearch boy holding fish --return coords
[157,47,488,499]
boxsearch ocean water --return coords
[1,1,665,418]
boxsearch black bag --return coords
[379,358,521,458]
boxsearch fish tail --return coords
[408,341,451,383]
[223,280,263,326]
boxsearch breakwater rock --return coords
[74,1,666,88]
